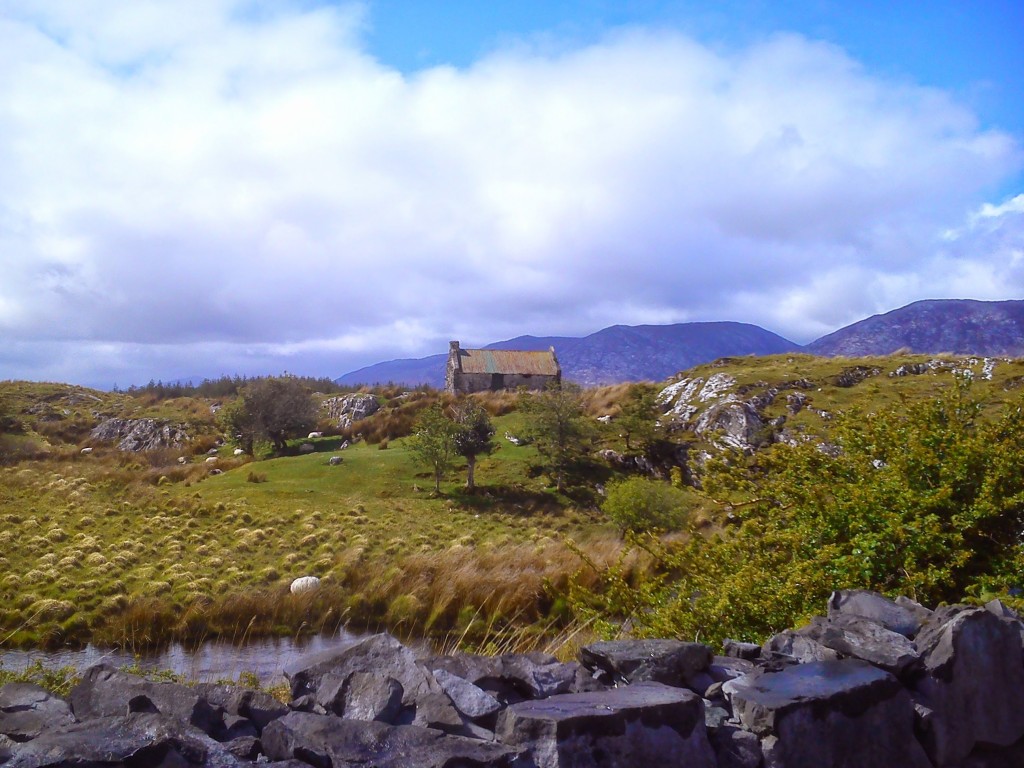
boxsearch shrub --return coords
[602,477,689,534]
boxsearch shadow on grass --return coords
[448,484,570,516]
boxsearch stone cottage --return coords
[445,341,561,394]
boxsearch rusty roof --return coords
[458,348,559,376]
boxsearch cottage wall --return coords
[451,372,557,395]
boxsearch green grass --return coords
[0,406,618,651]
[3,352,1020,652]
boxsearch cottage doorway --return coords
[490,373,505,390]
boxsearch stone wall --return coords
[3,590,1024,767]
[450,371,557,395]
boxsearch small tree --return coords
[452,400,495,490]
[520,381,591,492]
[244,376,318,452]
[618,383,662,452]
[602,476,689,534]
[409,404,458,493]
[219,376,317,454]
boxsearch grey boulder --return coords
[724,659,932,768]
[262,711,521,767]
[496,680,716,768]
[4,711,244,767]
[911,606,1024,767]
[579,638,713,687]
[284,632,436,708]
[798,613,921,676]
[0,683,76,742]
[828,589,931,638]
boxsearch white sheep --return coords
[290,575,321,594]
[233,448,245,456]
[205,456,218,464]
[308,431,324,439]
[80,447,93,454]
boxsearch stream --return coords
[0,631,372,687]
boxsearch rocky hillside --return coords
[337,322,799,388]
[807,299,1024,357]
[654,351,1024,461]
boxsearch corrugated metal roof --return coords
[458,349,559,376]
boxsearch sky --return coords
[1,1,1022,388]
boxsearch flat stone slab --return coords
[725,659,931,768]
[579,639,713,686]
[496,681,716,768]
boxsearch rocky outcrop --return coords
[5,593,1024,767]
[321,393,380,429]
[89,418,190,452]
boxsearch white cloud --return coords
[0,2,1020,386]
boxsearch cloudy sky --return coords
[1,0,1022,388]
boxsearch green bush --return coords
[572,382,1024,646]
[602,477,689,534]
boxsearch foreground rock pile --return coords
[2,590,1024,766]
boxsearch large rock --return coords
[192,682,288,733]
[911,606,1024,766]
[4,711,244,767]
[693,401,766,452]
[762,629,841,664]
[724,659,932,768]
[70,664,221,737]
[262,711,520,767]
[89,418,190,452]
[432,668,502,721]
[496,681,716,768]
[315,671,404,722]
[284,633,437,709]
[827,589,931,638]
[322,393,380,430]
[579,639,713,687]
[0,683,76,742]
[797,613,921,676]
[426,652,587,704]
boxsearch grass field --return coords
[2,350,1021,652]
[0,407,624,651]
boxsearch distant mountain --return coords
[806,299,1024,357]
[336,322,800,388]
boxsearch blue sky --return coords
[366,0,1024,191]
[0,0,1022,387]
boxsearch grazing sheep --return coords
[299,443,315,454]
[307,431,324,439]
[80,447,93,454]
[290,575,320,594]
[329,456,342,466]
[233,448,245,456]
[205,456,218,464]
[207,448,219,455]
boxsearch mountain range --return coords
[336,299,1024,387]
